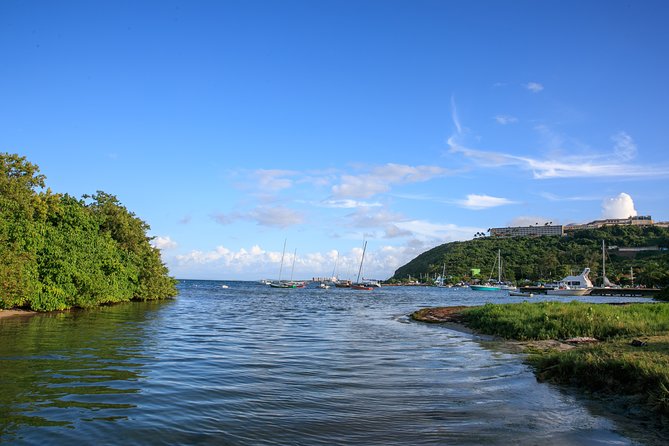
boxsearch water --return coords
[0,280,666,445]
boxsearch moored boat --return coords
[546,268,593,296]
[470,283,501,291]
[351,241,373,291]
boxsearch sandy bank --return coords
[0,309,37,320]
[411,306,578,353]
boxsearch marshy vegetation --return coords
[413,301,669,417]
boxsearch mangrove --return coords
[0,153,177,311]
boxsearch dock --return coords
[519,286,661,298]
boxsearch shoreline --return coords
[411,303,669,420]
[411,306,578,353]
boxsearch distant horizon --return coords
[3,0,668,281]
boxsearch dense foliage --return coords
[391,226,669,287]
[0,153,177,311]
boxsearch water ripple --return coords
[0,281,666,445]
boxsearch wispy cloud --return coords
[525,82,544,93]
[212,205,304,228]
[318,199,383,209]
[457,194,517,210]
[254,169,296,192]
[538,192,598,202]
[331,163,448,199]
[346,208,406,228]
[494,115,518,125]
[395,220,485,241]
[612,131,637,160]
[451,96,463,134]
[448,136,669,179]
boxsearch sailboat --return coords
[470,250,502,291]
[436,263,451,287]
[269,240,297,288]
[351,241,374,290]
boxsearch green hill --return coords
[390,226,669,287]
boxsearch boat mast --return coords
[602,240,606,284]
[498,249,501,283]
[331,251,339,280]
[278,238,287,281]
[290,248,297,281]
[356,241,367,283]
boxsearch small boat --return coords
[335,280,351,288]
[470,250,502,291]
[269,280,297,289]
[221,285,229,289]
[318,283,330,289]
[470,283,501,291]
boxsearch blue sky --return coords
[2,0,669,280]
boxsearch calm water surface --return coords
[1,281,667,445]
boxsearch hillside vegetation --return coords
[1,153,177,311]
[391,226,669,287]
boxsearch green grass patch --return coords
[529,336,669,416]
[460,301,669,341]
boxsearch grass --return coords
[530,336,669,416]
[417,301,669,418]
[459,301,669,341]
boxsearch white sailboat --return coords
[601,240,619,288]
[269,240,297,288]
[470,250,502,291]
[351,241,373,290]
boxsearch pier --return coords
[520,286,660,298]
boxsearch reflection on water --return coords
[0,281,667,445]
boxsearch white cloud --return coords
[494,115,518,125]
[151,236,177,250]
[612,131,637,160]
[172,242,422,281]
[331,163,448,199]
[601,193,638,219]
[526,82,544,93]
[458,194,517,210]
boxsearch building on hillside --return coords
[565,215,654,231]
[489,224,564,238]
